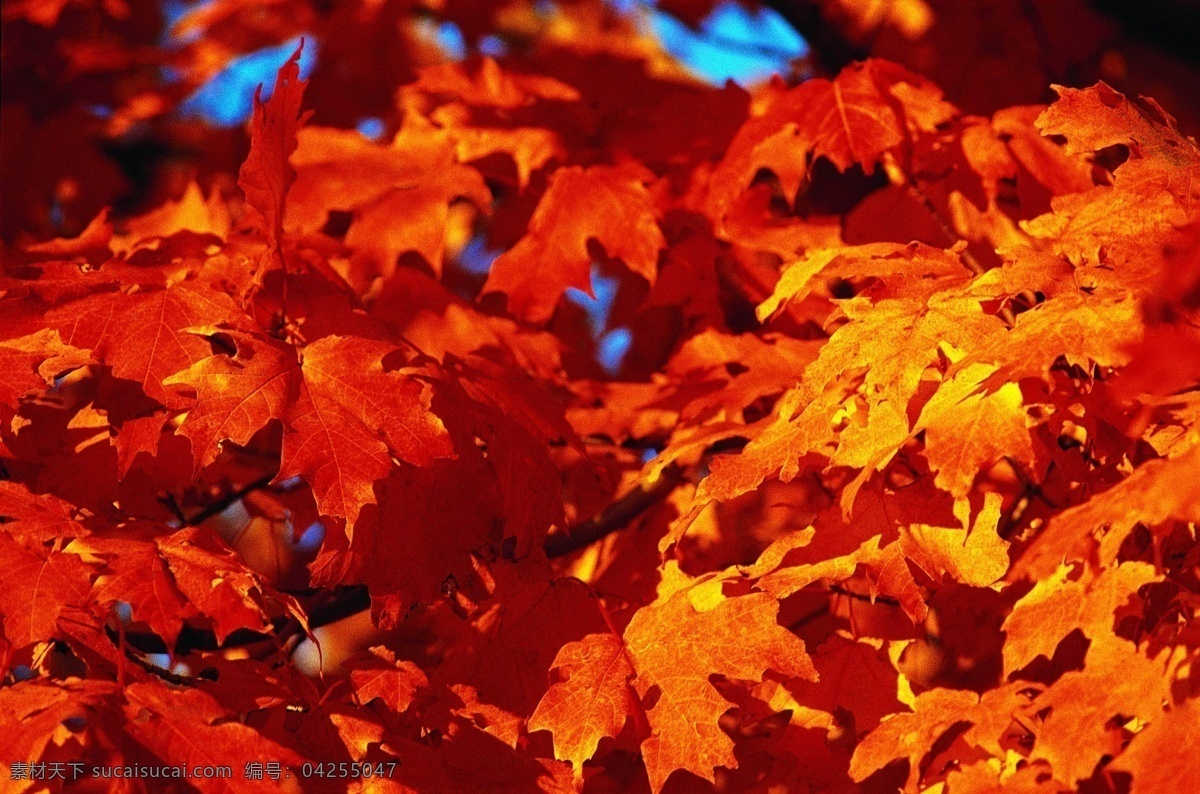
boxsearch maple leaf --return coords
[123,681,307,792]
[663,328,823,423]
[323,419,565,621]
[435,560,607,717]
[952,290,1144,385]
[155,528,280,644]
[442,683,526,747]
[739,525,864,590]
[849,687,978,790]
[39,283,247,410]
[282,335,455,526]
[81,525,296,650]
[111,412,174,477]
[345,645,428,713]
[107,292,246,407]
[287,116,491,279]
[1111,699,1200,794]
[915,364,1034,502]
[1001,561,1159,677]
[115,180,231,244]
[703,286,1004,510]
[1012,441,1200,581]
[899,491,1010,587]
[399,57,581,189]
[164,328,295,466]
[743,525,930,623]
[0,534,96,649]
[756,242,972,321]
[534,564,815,791]
[482,164,665,324]
[707,60,956,223]
[1023,83,1200,279]
[785,632,903,736]
[7,6,1200,792]
[0,480,88,543]
[1026,636,1186,784]
[166,330,452,529]
[1038,83,1198,199]
[87,538,192,648]
[529,633,636,775]
[0,679,125,781]
[0,329,90,408]
[408,56,581,110]
[237,42,312,276]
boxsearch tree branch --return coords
[828,582,901,606]
[544,463,687,558]
[183,472,277,526]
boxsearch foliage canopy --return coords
[2,1,1200,791]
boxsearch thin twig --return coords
[787,602,831,632]
[184,472,276,526]
[160,491,187,525]
[901,174,1035,329]
[1004,456,1062,510]
[126,647,195,686]
[544,463,687,558]
[904,175,987,277]
[828,583,901,606]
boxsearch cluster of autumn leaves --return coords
[3,3,1200,792]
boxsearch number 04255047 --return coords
[296,762,398,779]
